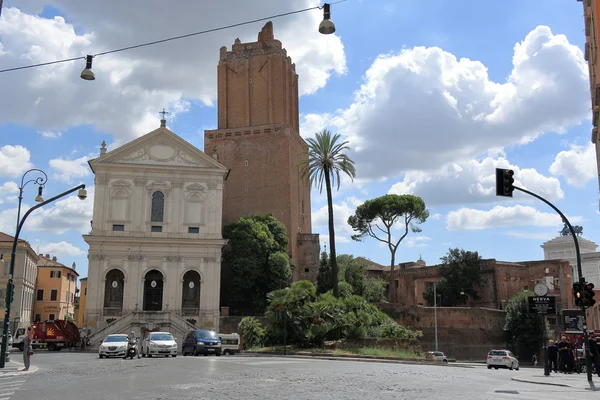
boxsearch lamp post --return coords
[0,168,87,368]
[434,282,438,352]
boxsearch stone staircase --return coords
[87,311,198,350]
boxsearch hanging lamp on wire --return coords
[319,3,336,34]
[80,55,95,80]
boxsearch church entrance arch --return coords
[182,270,201,315]
[143,269,164,311]
[104,269,124,316]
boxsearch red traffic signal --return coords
[585,282,596,307]
[495,168,515,197]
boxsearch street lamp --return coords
[319,3,336,35]
[0,168,87,368]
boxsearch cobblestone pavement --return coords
[7,351,600,399]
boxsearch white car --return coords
[487,349,519,370]
[141,332,178,358]
[427,351,448,363]
[98,334,129,358]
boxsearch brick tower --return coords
[204,22,320,282]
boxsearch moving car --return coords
[426,351,448,363]
[98,334,129,358]
[182,329,222,356]
[141,331,178,358]
[487,349,519,370]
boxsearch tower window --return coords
[151,226,163,232]
[244,186,248,192]
[244,160,248,167]
[112,224,125,231]
[188,227,200,234]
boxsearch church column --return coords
[172,179,184,231]
[125,255,144,311]
[94,175,108,231]
[133,177,146,232]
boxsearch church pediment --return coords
[111,179,132,187]
[185,183,205,191]
[91,127,227,171]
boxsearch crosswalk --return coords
[0,374,27,399]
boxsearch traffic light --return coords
[573,282,584,307]
[585,282,596,307]
[495,168,515,197]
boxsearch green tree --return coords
[316,251,332,294]
[422,248,483,306]
[223,214,293,311]
[338,254,366,296]
[297,130,356,297]
[348,194,429,302]
[362,278,387,303]
[504,290,547,358]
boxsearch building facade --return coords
[83,120,229,342]
[580,0,600,202]
[204,22,320,283]
[34,254,79,322]
[541,234,600,287]
[76,277,87,328]
[0,232,38,332]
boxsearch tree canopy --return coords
[504,290,547,358]
[348,194,429,302]
[423,248,483,306]
[222,214,293,311]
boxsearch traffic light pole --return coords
[512,185,595,389]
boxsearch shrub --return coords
[238,316,265,349]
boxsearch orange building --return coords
[76,277,87,328]
[580,0,600,199]
[33,254,79,322]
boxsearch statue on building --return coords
[559,223,583,237]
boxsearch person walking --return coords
[588,332,600,377]
[22,326,34,371]
[547,340,558,373]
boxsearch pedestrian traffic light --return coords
[573,282,583,307]
[585,282,596,307]
[495,168,515,197]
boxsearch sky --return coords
[0,0,597,283]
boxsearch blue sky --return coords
[0,0,596,283]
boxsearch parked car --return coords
[426,351,448,363]
[182,329,222,356]
[487,349,519,370]
[219,333,240,355]
[141,331,178,358]
[98,334,129,358]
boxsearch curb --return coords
[0,361,39,377]
[241,351,459,366]
[511,376,572,388]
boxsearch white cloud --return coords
[312,197,364,243]
[37,241,84,257]
[38,131,62,138]
[430,213,442,220]
[0,186,95,235]
[313,25,588,180]
[389,154,564,206]
[0,2,346,141]
[549,142,596,188]
[300,113,332,140]
[0,181,18,204]
[401,235,432,248]
[49,153,94,183]
[0,145,34,177]
[503,231,555,240]
[446,205,584,231]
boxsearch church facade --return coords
[83,120,229,340]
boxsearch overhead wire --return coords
[0,0,347,74]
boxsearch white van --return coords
[219,333,240,355]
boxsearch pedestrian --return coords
[558,336,570,373]
[588,332,600,377]
[22,326,34,371]
[547,340,558,373]
[532,354,538,367]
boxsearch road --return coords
[5,351,599,399]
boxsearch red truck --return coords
[13,320,80,352]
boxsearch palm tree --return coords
[297,129,356,297]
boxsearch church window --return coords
[151,226,163,233]
[188,227,200,234]
[112,224,125,231]
[151,191,165,222]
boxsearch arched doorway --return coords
[104,269,124,316]
[181,270,201,315]
[143,270,164,311]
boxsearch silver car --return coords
[98,334,128,358]
[427,351,448,363]
[141,332,178,358]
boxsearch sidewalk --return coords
[0,359,39,376]
[512,371,600,390]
